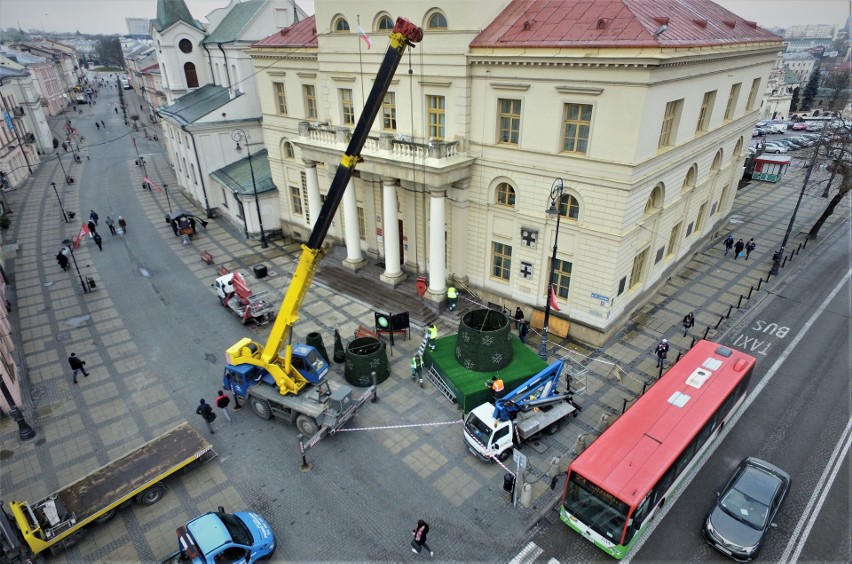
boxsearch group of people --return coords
[723,235,756,260]
[196,391,234,434]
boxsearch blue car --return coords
[703,458,791,561]
[169,509,276,563]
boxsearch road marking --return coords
[626,268,851,562]
[781,418,852,563]
[509,541,544,564]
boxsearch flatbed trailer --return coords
[6,423,215,557]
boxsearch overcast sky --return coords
[0,0,848,36]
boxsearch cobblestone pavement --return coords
[1,79,850,563]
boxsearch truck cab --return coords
[172,510,275,563]
[464,404,514,461]
[225,343,328,398]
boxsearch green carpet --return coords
[424,334,548,411]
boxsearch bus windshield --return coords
[564,472,629,543]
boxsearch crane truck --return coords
[224,17,423,444]
[0,423,214,560]
[463,360,579,462]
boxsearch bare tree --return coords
[808,120,851,240]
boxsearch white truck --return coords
[214,270,275,325]
[463,360,580,462]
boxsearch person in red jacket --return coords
[215,390,232,423]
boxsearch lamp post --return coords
[538,178,565,361]
[163,182,172,214]
[0,374,36,441]
[62,238,88,294]
[50,181,69,222]
[232,129,268,248]
[56,152,70,184]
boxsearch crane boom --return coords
[226,17,423,396]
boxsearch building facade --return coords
[252,0,781,346]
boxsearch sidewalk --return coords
[1,87,849,562]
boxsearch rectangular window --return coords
[551,258,572,299]
[491,242,512,281]
[340,88,354,126]
[427,95,446,140]
[357,206,366,240]
[724,83,741,120]
[629,248,649,289]
[303,84,317,119]
[290,186,303,215]
[274,82,287,114]
[382,92,397,131]
[658,99,683,148]
[667,222,681,256]
[696,91,716,133]
[561,103,592,154]
[497,98,521,145]
[746,78,761,111]
[221,188,229,208]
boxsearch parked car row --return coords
[758,133,821,155]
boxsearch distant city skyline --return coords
[0,0,847,36]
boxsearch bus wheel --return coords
[137,484,166,506]
[250,398,272,420]
[296,415,319,437]
[93,508,117,523]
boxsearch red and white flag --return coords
[357,25,373,49]
[74,223,89,250]
[548,284,561,312]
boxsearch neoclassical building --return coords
[251,0,781,345]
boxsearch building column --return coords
[341,178,366,271]
[425,186,447,302]
[304,160,322,230]
[379,177,404,286]
[449,179,470,286]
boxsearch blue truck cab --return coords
[225,343,328,399]
[172,510,275,563]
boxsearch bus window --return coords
[565,474,630,543]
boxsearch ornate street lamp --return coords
[62,238,88,294]
[538,178,565,360]
[55,152,70,184]
[231,129,268,248]
[50,181,69,222]
[0,374,36,441]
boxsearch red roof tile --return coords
[253,15,317,48]
[471,0,781,49]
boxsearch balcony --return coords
[12,107,24,118]
[23,132,36,144]
[298,121,461,162]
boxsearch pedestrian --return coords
[93,232,103,251]
[489,377,506,399]
[62,142,68,152]
[100,120,105,128]
[89,210,98,225]
[410,354,424,387]
[196,399,217,434]
[95,122,100,130]
[85,148,90,160]
[654,339,669,368]
[56,251,69,271]
[117,216,127,233]
[745,238,756,260]
[446,287,458,311]
[426,324,438,351]
[215,390,232,423]
[519,320,530,344]
[411,519,433,557]
[106,216,116,235]
[114,107,118,114]
[682,312,695,337]
[87,219,97,237]
[513,307,524,330]
[723,234,734,255]
[734,238,745,260]
[68,352,89,384]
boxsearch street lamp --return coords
[56,152,70,184]
[62,238,89,294]
[163,182,172,214]
[232,129,268,248]
[50,181,69,222]
[538,178,565,360]
[0,374,36,441]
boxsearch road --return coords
[526,217,851,562]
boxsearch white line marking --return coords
[509,541,544,564]
[626,268,852,562]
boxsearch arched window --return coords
[184,62,199,88]
[495,182,515,207]
[376,14,394,31]
[426,11,448,30]
[284,142,295,159]
[711,149,723,171]
[559,194,580,220]
[682,165,697,190]
[645,184,664,214]
[333,16,350,32]
[179,38,193,53]
[733,138,743,159]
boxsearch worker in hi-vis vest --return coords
[411,354,424,387]
[426,324,438,350]
[447,287,458,311]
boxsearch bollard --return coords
[737,295,744,309]
[726,305,733,319]
[803,237,808,249]
[691,337,696,348]
[748,286,754,299]
[675,351,682,363]
[574,433,587,455]
[782,255,788,267]
[371,371,379,403]
[596,413,611,433]
[715,316,724,329]
[622,398,628,414]
[546,456,562,480]
[641,381,648,396]
[796,243,802,253]
[703,326,710,339]
[520,483,533,508]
